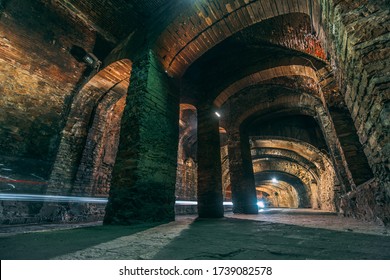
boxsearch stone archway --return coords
[48,59,132,195]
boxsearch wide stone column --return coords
[197,103,224,218]
[104,51,179,224]
[228,130,258,214]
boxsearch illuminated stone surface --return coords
[1,210,389,260]
[0,0,389,228]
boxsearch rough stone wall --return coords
[319,0,389,188]
[341,179,390,226]
[0,0,95,180]
[319,67,374,186]
[1,200,106,224]
[1,200,43,224]
[104,50,179,224]
[315,0,390,224]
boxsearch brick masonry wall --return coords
[0,0,95,178]
[320,0,389,185]
[72,95,126,197]
[319,0,390,224]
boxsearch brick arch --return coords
[180,103,197,112]
[252,158,321,209]
[252,148,320,178]
[220,84,352,197]
[251,137,335,173]
[255,170,310,208]
[254,170,312,208]
[256,182,299,208]
[251,137,338,211]
[214,65,319,107]
[155,0,325,77]
[234,92,322,130]
[48,59,132,195]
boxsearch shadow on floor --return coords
[0,222,163,260]
[257,208,337,215]
[152,218,390,260]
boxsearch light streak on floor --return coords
[0,194,234,206]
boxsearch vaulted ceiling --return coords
[51,0,339,210]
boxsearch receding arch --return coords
[255,170,309,208]
[253,137,332,165]
[251,138,338,210]
[214,65,319,107]
[154,0,325,77]
[48,59,132,194]
[180,103,197,112]
[230,91,322,131]
[252,158,320,207]
[256,181,299,208]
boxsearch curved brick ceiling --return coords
[214,65,318,107]
[183,46,322,102]
[253,158,317,185]
[154,0,325,77]
[54,1,326,77]
[250,137,338,211]
[251,138,333,172]
[180,12,326,101]
[53,0,171,42]
[253,160,315,207]
[224,90,322,130]
[255,171,308,196]
[256,182,300,208]
[252,147,320,178]
[245,114,328,151]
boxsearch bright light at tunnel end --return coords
[272,177,278,183]
[257,200,265,208]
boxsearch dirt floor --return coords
[1,209,389,260]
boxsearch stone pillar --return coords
[228,130,259,214]
[315,105,354,193]
[197,103,224,218]
[104,50,179,224]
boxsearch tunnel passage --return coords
[255,171,309,208]
[251,137,339,212]
[175,104,198,202]
[0,0,388,226]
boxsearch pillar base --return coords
[198,203,224,218]
[233,204,259,214]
